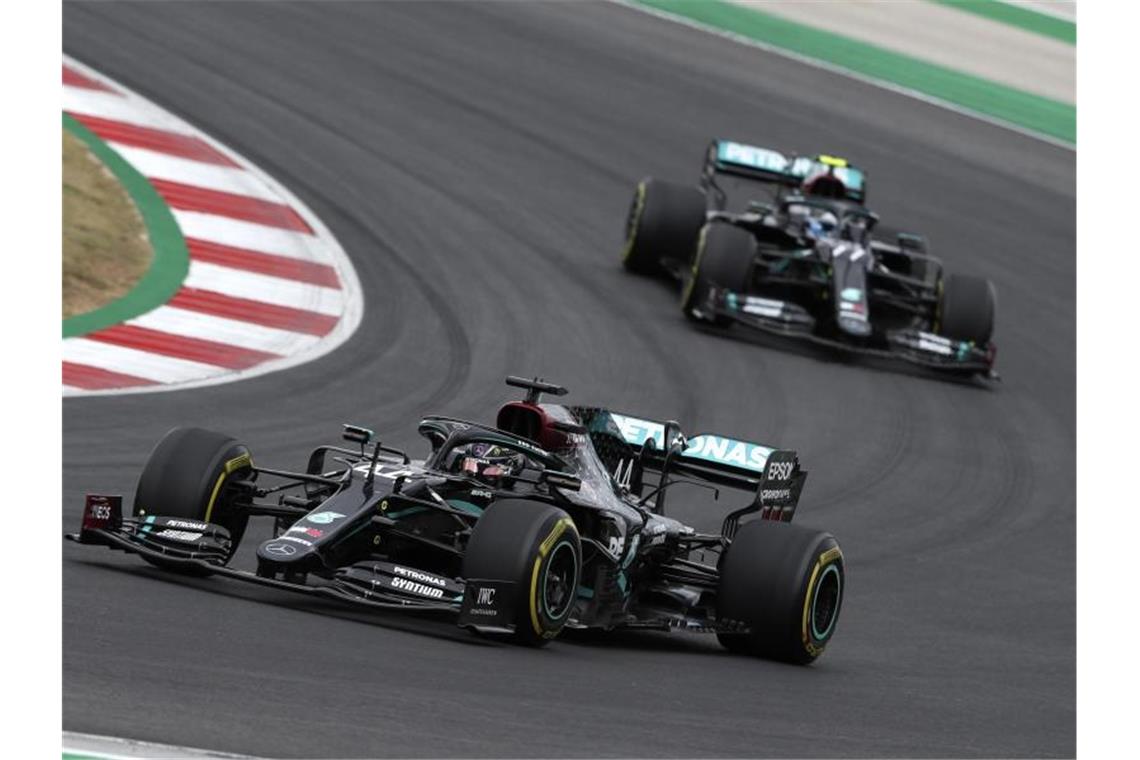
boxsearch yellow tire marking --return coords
[681,224,709,311]
[203,452,252,523]
[529,555,545,637]
[529,517,575,637]
[801,545,843,656]
[539,517,573,557]
[621,182,647,263]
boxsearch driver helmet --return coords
[456,442,527,485]
[802,171,848,199]
[804,210,838,241]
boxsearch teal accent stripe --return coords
[631,0,1074,144]
[930,0,1075,45]
[446,499,484,516]
[63,112,190,338]
[810,563,842,640]
[389,501,485,518]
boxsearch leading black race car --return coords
[622,139,998,379]
[69,377,845,664]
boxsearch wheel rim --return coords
[811,563,842,641]
[542,540,578,621]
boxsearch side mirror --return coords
[343,424,373,447]
[746,200,774,216]
[897,232,927,254]
[542,470,582,492]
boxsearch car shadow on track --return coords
[561,626,722,655]
[71,557,754,658]
[70,557,490,648]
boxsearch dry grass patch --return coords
[62,129,153,318]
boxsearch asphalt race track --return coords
[62,2,1075,757]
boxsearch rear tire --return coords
[681,222,756,326]
[622,178,706,275]
[134,426,253,567]
[463,500,582,646]
[937,273,996,344]
[716,520,844,664]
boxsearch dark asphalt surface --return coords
[62,2,1075,757]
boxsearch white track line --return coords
[172,210,326,261]
[63,730,252,759]
[62,88,192,134]
[128,305,321,355]
[184,261,344,316]
[110,144,283,201]
[64,338,221,384]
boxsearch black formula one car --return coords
[69,377,844,663]
[622,139,998,379]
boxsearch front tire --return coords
[622,178,706,275]
[937,273,996,344]
[681,222,756,326]
[134,426,253,566]
[463,500,582,646]
[716,520,844,664]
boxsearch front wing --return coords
[67,496,473,617]
[702,288,998,378]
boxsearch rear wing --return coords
[704,139,867,203]
[608,412,774,480]
[573,408,808,528]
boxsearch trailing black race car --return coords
[69,377,844,663]
[622,139,998,379]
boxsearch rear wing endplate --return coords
[574,408,809,530]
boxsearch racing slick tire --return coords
[716,520,844,664]
[622,178,706,275]
[681,221,755,326]
[133,426,254,569]
[937,273,996,345]
[463,499,582,647]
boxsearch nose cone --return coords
[257,535,318,565]
[837,315,873,338]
